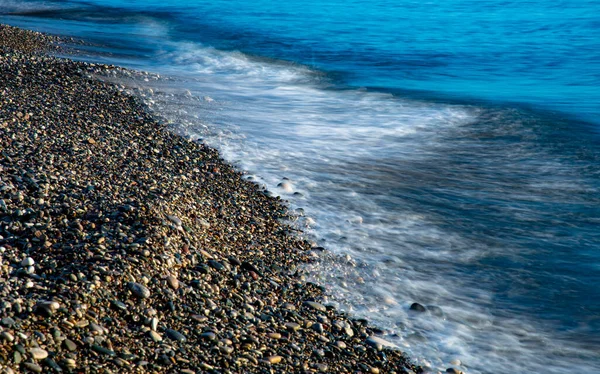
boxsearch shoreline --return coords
[0,24,420,374]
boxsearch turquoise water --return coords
[2,0,600,373]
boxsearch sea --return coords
[1,0,599,372]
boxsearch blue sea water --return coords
[2,0,600,373]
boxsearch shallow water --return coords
[2,0,600,372]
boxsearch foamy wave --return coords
[101,41,599,374]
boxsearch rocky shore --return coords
[0,24,420,374]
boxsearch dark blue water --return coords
[2,1,600,373]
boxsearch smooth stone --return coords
[426,305,444,318]
[227,256,241,266]
[165,328,187,342]
[267,355,282,364]
[190,314,208,323]
[23,363,42,373]
[21,257,35,267]
[63,358,77,369]
[285,322,301,331]
[166,275,179,290]
[282,303,296,311]
[277,181,293,193]
[241,261,263,277]
[0,331,14,342]
[303,301,326,312]
[315,363,328,372]
[219,346,234,355]
[110,300,128,311]
[335,341,347,349]
[42,358,62,372]
[149,330,162,342]
[311,323,324,333]
[267,333,281,339]
[91,344,116,357]
[128,282,151,299]
[200,331,217,341]
[63,339,77,352]
[1,317,16,327]
[29,348,48,360]
[446,369,462,374]
[150,317,159,331]
[334,320,354,337]
[89,323,105,335]
[207,260,225,271]
[366,336,398,350]
[450,359,462,366]
[409,302,427,313]
[167,215,182,226]
[34,304,53,318]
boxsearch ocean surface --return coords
[2,0,600,372]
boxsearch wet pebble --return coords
[303,300,326,312]
[409,303,427,313]
[165,328,187,342]
[128,282,151,299]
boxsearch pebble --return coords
[29,347,49,360]
[21,257,35,267]
[335,341,347,349]
[208,259,225,271]
[166,275,179,290]
[267,355,283,364]
[311,322,324,333]
[167,215,182,226]
[128,282,151,299]
[1,317,15,327]
[91,345,116,357]
[149,330,162,342]
[303,300,327,312]
[150,317,159,331]
[200,331,217,340]
[42,358,62,372]
[63,339,78,352]
[165,328,187,342]
[409,303,427,313]
[63,358,77,369]
[366,336,398,350]
[285,322,301,331]
[23,363,42,373]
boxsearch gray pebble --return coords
[128,282,151,299]
[165,328,187,342]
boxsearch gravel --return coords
[0,23,420,374]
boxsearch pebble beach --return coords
[0,24,420,374]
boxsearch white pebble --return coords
[348,216,363,224]
[29,348,48,360]
[21,257,34,267]
[278,181,293,193]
